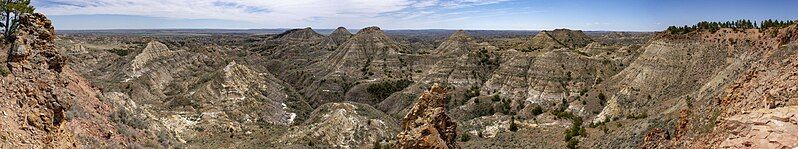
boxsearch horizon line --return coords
[55,28,660,32]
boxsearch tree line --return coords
[666,19,796,34]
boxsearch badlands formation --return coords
[1,12,797,148]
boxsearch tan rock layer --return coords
[395,84,459,149]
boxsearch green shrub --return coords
[373,140,381,149]
[598,93,607,106]
[566,138,579,149]
[0,66,9,76]
[110,109,149,129]
[464,86,480,101]
[589,117,611,128]
[499,98,511,115]
[530,104,544,116]
[108,48,130,56]
[551,102,586,149]
[367,79,413,100]
[459,133,471,142]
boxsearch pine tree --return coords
[1,0,35,40]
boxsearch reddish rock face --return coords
[639,128,672,149]
[7,13,64,72]
[719,106,798,148]
[1,13,181,148]
[395,84,459,149]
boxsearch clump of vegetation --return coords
[566,137,580,149]
[551,99,573,120]
[372,140,388,149]
[468,101,495,119]
[500,101,511,115]
[108,48,131,56]
[464,86,481,101]
[530,104,544,116]
[597,92,607,106]
[476,48,499,66]
[110,108,149,129]
[666,19,796,34]
[589,117,611,128]
[459,133,471,142]
[563,114,585,149]
[579,88,588,96]
[367,79,412,100]
[550,99,586,149]
[0,66,9,76]
[491,94,500,102]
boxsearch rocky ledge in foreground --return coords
[395,84,459,149]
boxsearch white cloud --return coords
[441,0,510,8]
[412,0,439,8]
[36,0,512,28]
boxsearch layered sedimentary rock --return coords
[130,41,171,71]
[422,30,499,88]
[517,29,594,51]
[262,27,339,90]
[481,48,619,106]
[187,61,310,126]
[302,26,412,108]
[718,106,798,148]
[330,27,353,46]
[275,27,325,40]
[395,84,458,149]
[281,102,399,148]
[587,26,798,148]
[326,26,410,79]
[1,13,181,148]
[377,31,500,119]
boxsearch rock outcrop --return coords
[281,102,399,148]
[434,30,476,55]
[481,48,620,106]
[276,27,325,40]
[1,13,180,148]
[422,30,498,87]
[330,27,353,45]
[638,128,672,149]
[395,84,458,149]
[130,41,171,71]
[213,61,308,125]
[586,25,798,148]
[326,26,409,79]
[302,26,411,108]
[718,106,798,148]
[517,29,594,51]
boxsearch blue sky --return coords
[33,0,798,31]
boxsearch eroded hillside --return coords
[6,11,793,148]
